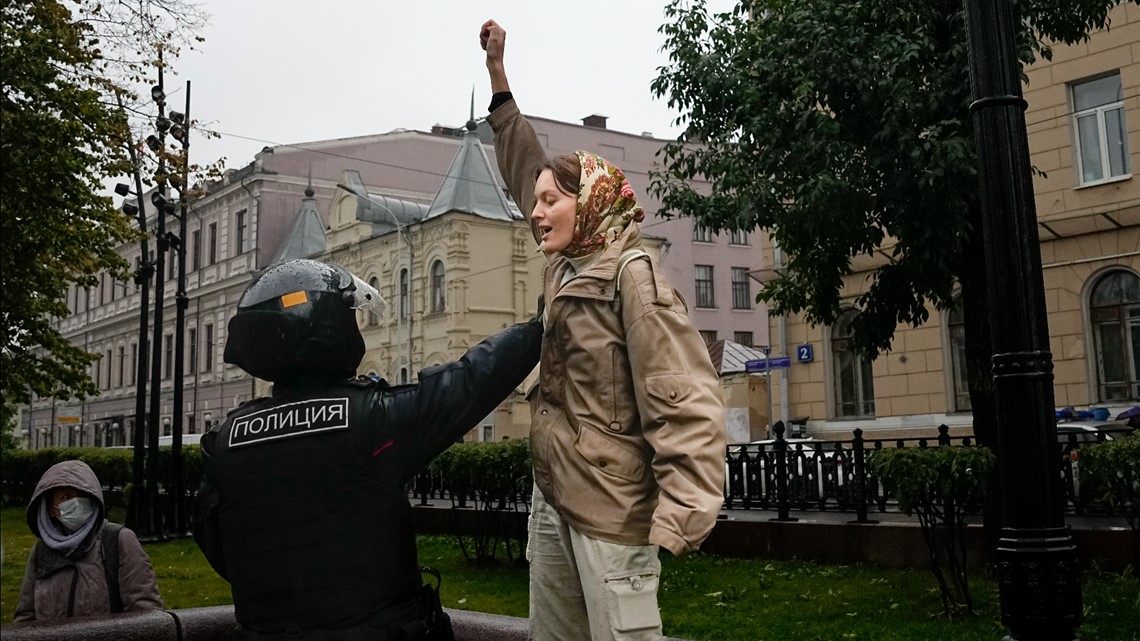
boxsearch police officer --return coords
[193,259,542,640]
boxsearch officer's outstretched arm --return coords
[381,301,542,478]
[192,431,229,581]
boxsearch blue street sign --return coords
[744,359,767,373]
[745,357,792,373]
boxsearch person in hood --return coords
[481,20,726,641]
[13,460,163,623]
[194,258,543,640]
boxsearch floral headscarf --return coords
[559,151,645,259]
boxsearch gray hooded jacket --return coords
[13,460,164,622]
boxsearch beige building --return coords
[766,3,1139,440]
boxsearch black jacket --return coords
[193,317,541,635]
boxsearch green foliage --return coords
[5,506,1140,640]
[0,446,201,508]
[430,439,532,564]
[870,445,995,616]
[0,0,211,411]
[869,446,996,515]
[0,1,139,406]
[1079,432,1140,567]
[652,0,1116,358]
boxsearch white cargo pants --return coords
[527,485,663,641]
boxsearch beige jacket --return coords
[489,98,726,555]
[13,460,163,623]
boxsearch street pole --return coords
[961,1,1081,639]
[762,345,773,437]
[116,95,153,535]
[145,51,171,541]
[170,80,191,534]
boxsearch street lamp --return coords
[961,0,1082,639]
[165,81,193,535]
[336,182,416,379]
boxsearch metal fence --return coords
[723,424,1133,520]
[399,424,1134,521]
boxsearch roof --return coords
[708,340,770,375]
[425,121,521,222]
[269,187,327,265]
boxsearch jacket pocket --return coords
[644,374,693,407]
[603,570,662,633]
[573,424,645,483]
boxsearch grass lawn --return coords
[2,506,1137,640]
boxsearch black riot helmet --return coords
[224,259,385,383]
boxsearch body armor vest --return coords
[205,380,418,631]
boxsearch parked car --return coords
[725,437,853,507]
[1056,420,1132,500]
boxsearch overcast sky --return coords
[151,0,734,174]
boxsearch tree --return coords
[0,0,207,425]
[651,0,1116,453]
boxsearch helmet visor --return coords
[349,273,387,318]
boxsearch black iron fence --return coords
[402,424,1134,522]
[722,424,1134,519]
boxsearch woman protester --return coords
[13,460,163,623]
[480,19,726,641]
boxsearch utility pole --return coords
[144,48,173,541]
[115,95,153,535]
[170,81,191,534]
[961,1,1082,639]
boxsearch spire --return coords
[269,186,326,265]
[425,101,521,222]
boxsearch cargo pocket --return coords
[604,570,662,636]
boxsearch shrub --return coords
[869,445,995,616]
[430,439,532,564]
[1079,431,1140,569]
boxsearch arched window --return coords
[948,299,971,412]
[430,260,446,313]
[399,269,409,321]
[832,309,875,418]
[1090,270,1140,402]
[367,277,381,326]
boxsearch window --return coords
[693,224,714,243]
[188,327,198,377]
[399,269,410,321]
[695,265,715,308]
[431,261,445,313]
[168,244,176,280]
[187,413,196,435]
[734,331,754,347]
[730,230,749,245]
[400,367,408,384]
[699,330,718,346]
[1090,270,1140,402]
[191,229,201,271]
[130,343,137,385]
[203,324,214,372]
[117,346,125,388]
[208,223,218,265]
[366,278,381,326]
[105,349,113,388]
[731,267,752,310]
[948,300,971,412]
[98,272,105,306]
[1072,73,1130,185]
[93,358,101,391]
[235,209,247,255]
[164,334,174,379]
[832,309,875,417]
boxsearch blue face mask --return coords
[58,496,97,533]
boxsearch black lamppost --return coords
[114,96,154,535]
[144,55,175,541]
[961,1,1082,639]
[169,81,191,534]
